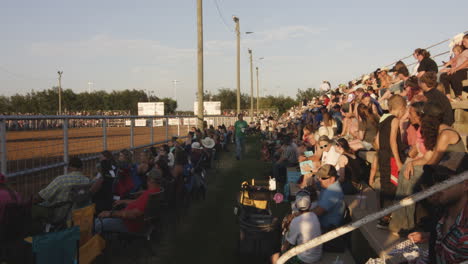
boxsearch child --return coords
[375,94,407,229]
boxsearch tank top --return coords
[378,115,406,165]
[343,154,362,184]
[438,128,466,171]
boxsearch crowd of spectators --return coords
[261,35,468,264]
[0,122,232,262]
[4,110,131,131]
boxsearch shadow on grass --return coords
[148,136,289,264]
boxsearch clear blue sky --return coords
[1,0,467,110]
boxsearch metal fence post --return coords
[0,119,7,176]
[63,118,69,175]
[177,117,180,136]
[102,118,108,150]
[150,118,154,145]
[130,118,135,149]
[165,117,169,141]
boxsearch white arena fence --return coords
[0,114,239,196]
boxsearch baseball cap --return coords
[294,194,311,211]
[191,142,203,150]
[315,164,338,179]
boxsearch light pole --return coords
[256,66,259,113]
[87,81,93,93]
[197,0,204,130]
[233,16,240,115]
[248,49,254,119]
[173,80,180,103]
[57,71,63,115]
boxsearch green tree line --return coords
[0,88,177,115]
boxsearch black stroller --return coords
[235,181,280,262]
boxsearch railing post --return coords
[63,118,69,175]
[150,118,154,145]
[102,118,107,150]
[130,118,135,149]
[0,119,7,176]
[165,117,169,141]
[177,117,180,136]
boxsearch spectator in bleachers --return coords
[311,164,345,231]
[403,76,423,102]
[271,192,322,264]
[375,95,407,229]
[440,34,468,101]
[35,157,90,221]
[389,102,431,234]
[408,165,467,264]
[316,135,341,168]
[335,138,367,195]
[316,111,335,140]
[419,72,454,126]
[349,104,378,151]
[421,102,466,171]
[415,48,438,77]
[302,124,316,150]
[94,169,163,234]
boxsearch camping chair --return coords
[72,204,106,264]
[0,201,32,263]
[38,183,92,233]
[32,226,80,264]
[104,189,166,259]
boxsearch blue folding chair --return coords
[32,226,80,264]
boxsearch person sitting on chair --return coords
[94,169,162,234]
[34,157,90,223]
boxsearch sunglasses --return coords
[319,144,328,149]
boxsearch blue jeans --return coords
[94,217,129,234]
[235,136,245,159]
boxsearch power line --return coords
[212,0,234,34]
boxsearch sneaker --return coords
[376,219,389,230]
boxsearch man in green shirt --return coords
[234,114,248,160]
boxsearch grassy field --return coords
[106,137,290,264]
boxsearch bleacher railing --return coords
[0,114,238,196]
[277,171,468,264]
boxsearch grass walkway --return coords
[149,137,281,264]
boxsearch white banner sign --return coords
[138,102,165,116]
[168,118,179,125]
[193,101,221,115]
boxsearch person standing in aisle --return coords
[234,114,248,160]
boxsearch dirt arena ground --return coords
[5,125,186,196]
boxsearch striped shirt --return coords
[435,203,468,264]
[38,171,90,220]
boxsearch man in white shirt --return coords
[271,195,322,264]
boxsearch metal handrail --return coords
[383,30,468,68]
[276,171,468,264]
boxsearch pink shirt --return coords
[416,127,427,155]
[455,49,468,69]
[0,189,21,222]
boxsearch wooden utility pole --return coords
[256,66,259,114]
[233,16,240,115]
[197,0,204,130]
[57,71,63,115]
[249,49,253,118]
